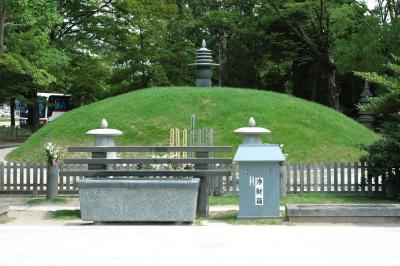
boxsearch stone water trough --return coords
[286,204,400,223]
[77,178,200,222]
[62,119,229,223]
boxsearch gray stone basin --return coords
[76,178,200,222]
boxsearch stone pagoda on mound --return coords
[189,39,219,87]
[358,81,375,129]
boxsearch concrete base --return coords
[0,204,9,217]
[76,178,200,222]
[286,204,400,223]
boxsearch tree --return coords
[264,0,341,109]
[357,56,400,198]
[355,55,400,117]
[0,0,67,131]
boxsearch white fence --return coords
[0,161,381,196]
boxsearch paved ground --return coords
[0,225,399,266]
[0,146,16,161]
[1,196,400,266]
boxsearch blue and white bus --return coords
[18,92,73,126]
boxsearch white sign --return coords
[255,177,263,206]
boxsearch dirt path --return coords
[5,211,87,226]
[0,146,17,162]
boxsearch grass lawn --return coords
[49,210,81,219]
[0,217,11,224]
[8,87,377,163]
[26,197,67,205]
[208,210,287,225]
[210,193,400,206]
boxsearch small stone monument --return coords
[358,81,375,129]
[189,39,220,87]
[86,118,123,165]
[233,117,271,145]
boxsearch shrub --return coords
[361,118,400,198]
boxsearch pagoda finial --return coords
[100,118,108,129]
[248,117,256,127]
[202,39,206,48]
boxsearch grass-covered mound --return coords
[7,87,378,163]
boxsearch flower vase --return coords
[47,165,60,200]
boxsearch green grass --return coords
[26,197,67,206]
[208,210,286,225]
[210,193,400,206]
[49,209,80,219]
[7,87,378,163]
[0,217,11,224]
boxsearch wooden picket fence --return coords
[0,127,31,141]
[0,162,81,195]
[0,161,382,196]
[213,161,382,195]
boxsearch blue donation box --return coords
[233,118,285,218]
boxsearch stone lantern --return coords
[86,118,123,161]
[189,39,220,87]
[233,117,271,144]
[358,81,375,129]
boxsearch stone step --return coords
[286,204,400,223]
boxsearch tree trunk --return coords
[325,61,339,110]
[28,90,40,132]
[139,27,146,88]
[9,98,15,128]
[218,34,227,87]
[0,5,5,56]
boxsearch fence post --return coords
[306,163,311,192]
[195,151,209,217]
[300,163,304,192]
[313,162,318,192]
[354,162,359,192]
[13,163,17,191]
[280,162,287,197]
[361,161,366,193]
[346,161,351,192]
[333,162,338,192]
[0,162,3,191]
[32,163,38,197]
[320,162,325,192]
[293,164,298,193]
[326,163,331,192]
[286,164,291,194]
[340,162,345,192]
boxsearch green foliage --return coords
[355,55,400,116]
[331,3,388,73]
[0,0,68,106]
[361,118,400,198]
[210,192,398,206]
[7,87,377,163]
[357,56,400,198]
[208,210,285,225]
[50,209,80,219]
[26,197,67,206]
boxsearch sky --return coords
[364,0,377,9]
